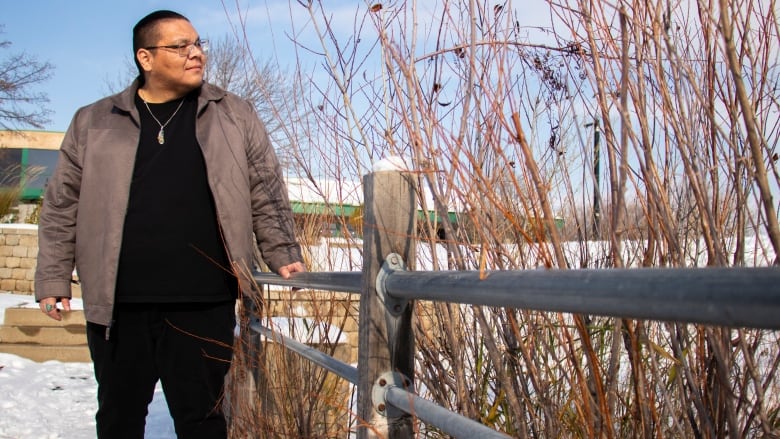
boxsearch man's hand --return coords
[39,297,71,321]
[278,261,306,279]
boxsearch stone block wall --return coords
[261,289,359,364]
[0,225,39,295]
[0,224,82,298]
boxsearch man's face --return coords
[139,18,205,94]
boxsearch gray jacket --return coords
[34,81,302,326]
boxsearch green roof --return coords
[290,201,458,223]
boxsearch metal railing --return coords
[248,171,780,439]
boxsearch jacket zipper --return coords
[105,319,114,341]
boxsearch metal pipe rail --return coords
[252,265,780,437]
[248,318,358,384]
[256,266,780,330]
[382,385,510,438]
[254,271,362,293]
[381,266,780,330]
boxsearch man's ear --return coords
[136,49,153,73]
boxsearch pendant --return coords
[157,128,165,145]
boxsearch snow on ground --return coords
[0,293,175,439]
[0,290,348,439]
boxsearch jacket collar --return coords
[109,79,228,117]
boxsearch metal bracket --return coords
[376,252,408,317]
[371,371,412,418]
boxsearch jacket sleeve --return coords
[243,101,303,272]
[34,110,84,301]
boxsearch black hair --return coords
[132,10,189,85]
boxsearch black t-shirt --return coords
[115,91,237,303]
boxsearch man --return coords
[34,10,305,438]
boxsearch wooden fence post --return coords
[358,171,416,438]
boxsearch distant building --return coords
[0,130,62,201]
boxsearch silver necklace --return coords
[141,97,185,144]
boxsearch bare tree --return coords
[205,36,294,136]
[204,35,304,168]
[0,26,53,130]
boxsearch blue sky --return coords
[2,0,336,132]
[3,1,554,133]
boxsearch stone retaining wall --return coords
[0,224,82,297]
[263,289,359,363]
[0,225,39,295]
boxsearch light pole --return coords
[585,118,601,239]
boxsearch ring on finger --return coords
[45,303,54,312]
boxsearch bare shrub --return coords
[226,0,780,437]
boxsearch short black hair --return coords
[132,10,190,84]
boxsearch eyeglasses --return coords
[144,38,209,57]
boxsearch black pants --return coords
[86,301,236,439]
